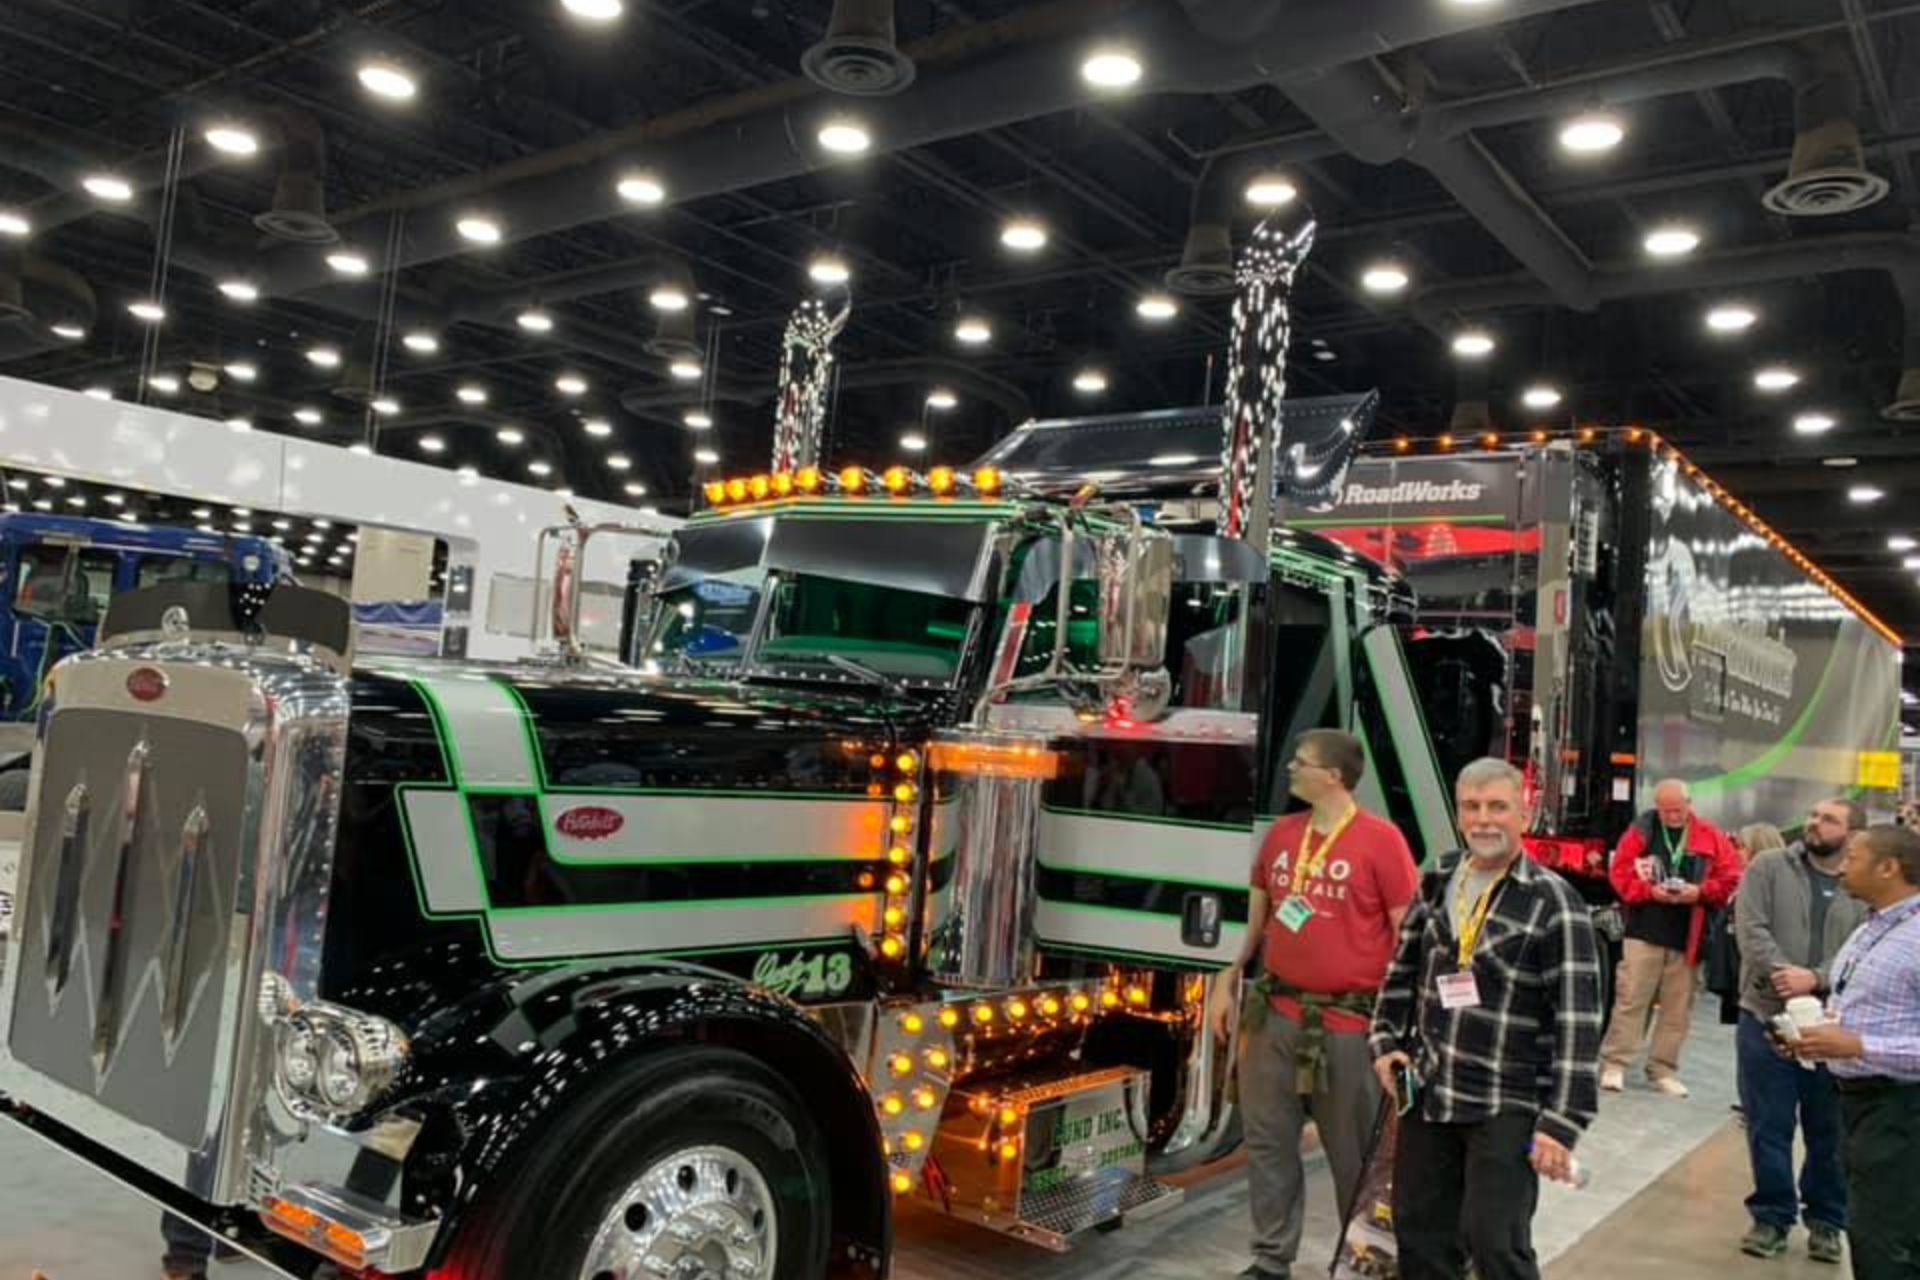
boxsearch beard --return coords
[1465,830,1514,862]
[1806,831,1844,857]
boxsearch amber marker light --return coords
[725,477,749,503]
[748,473,772,501]
[912,1086,938,1110]
[882,465,913,494]
[972,466,1003,496]
[938,1007,961,1029]
[771,471,795,498]
[796,465,823,494]
[891,1171,913,1194]
[972,1003,996,1025]
[704,480,727,504]
[928,465,957,496]
[896,751,919,773]
[1070,992,1092,1014]
[901,1012,925,1035]
[839,466,868,493]
[893,782,916,804]
[881,1094,905,1116]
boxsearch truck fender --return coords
[360,960,890,1275]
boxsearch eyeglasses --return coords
[1287,756,1333,773]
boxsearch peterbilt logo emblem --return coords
[556,806,624,840]
[125,668,169,702]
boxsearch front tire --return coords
[439,1046,832,1280]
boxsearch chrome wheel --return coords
[578,1143,779,1280]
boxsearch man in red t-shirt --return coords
[1209,728,1421,1280]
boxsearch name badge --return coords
[1437,972,1482,1010]
[1276,896,1315,932]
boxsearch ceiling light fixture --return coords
[148,374,181,394]
[371,396,400,416]
[1793,411,1836,435]
[683,410,713,429]
[217,278,260,303]
[1643,224,1701,258]
[648,284,691,312]
[616,172,666,206]
[1559,112,1625,154]
[1705,303,1757,333]
[624,482,647,498]
[127,299,166,323]
[1849,485,1886,504]
[495,426,525,446]
[668,358,702,381]
[1360,261,1410,295]
[83,174,135,202]
[223,360,258,383]
[455,215,503,245]
[817,117,872,155]
[294,407,323,426]
[562,0,625,20]
[808,255,851,285]
[584,418,614,437]
[900,432,928,453]
[1136,293,1178,321]
[1822,456,1857,468]
[1753,366,1799,392]
[50,323,85,341]
[528,460,553,477]
[555,373,589,396]
[82,386,112,401]
[954,316,993,345]
[1081,47,1144,89]
[606,453,632,471]
[0,210,30,238]
[1522,384,1563,410]
[926,388,958,411]
[1889,535,1918,553]
[1000,218,1049,252]
[402,330,439,354]
[517,308,554,333]
[1244,174,1298,209]
[225,417,253,433]
[203,124,259,156]
[357,61,418,102]
[306,345,341,369]
[694,447,720,466]
[326,250,370,276]
[419,434,446,454]
[1451,330,1496,358]
[1073,367,1108,394]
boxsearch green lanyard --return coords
[1661,824,1690,879]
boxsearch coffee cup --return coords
[1785,995,1825,1030]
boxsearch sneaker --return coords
[1237,1267,1290,1280]
[1741,1222,1790,1258]
[1807,1227,1844,1264]
[1600,1066,1625,1092]
[1651,1076,1690,1098]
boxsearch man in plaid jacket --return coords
[1370,757,1604,1280]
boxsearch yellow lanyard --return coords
[1453,867,1509,969]
[1293,805,1357,892]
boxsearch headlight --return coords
[273,1002,408,1122]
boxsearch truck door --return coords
[6,543,83,717]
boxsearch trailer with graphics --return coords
[1281,434,1905,886]
[0,217,1454,1279]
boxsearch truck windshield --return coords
[650,573,764,669]
[756,573,974,684]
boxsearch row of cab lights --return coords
[703,464,1008,508]
[1379,424,1901,647]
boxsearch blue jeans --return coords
[1737,1012,1846,1230]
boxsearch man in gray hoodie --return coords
[1732,797,1870,1263]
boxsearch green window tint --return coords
[758,573,974,682]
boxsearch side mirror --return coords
[1095,525,1173,670]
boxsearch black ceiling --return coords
[0,0,1917,690]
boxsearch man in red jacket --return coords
[1598,778,1743,1096]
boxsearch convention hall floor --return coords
[0,1008,1854,1279]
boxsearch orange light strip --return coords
[1356,424,1904,647]
[259,1198,370,1272]
[928,740,1061,780]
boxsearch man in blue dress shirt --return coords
[1791,823,1920,1280]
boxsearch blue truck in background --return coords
[0,512,288,724]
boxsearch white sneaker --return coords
[1651,1077,1690,1098]
[1600,1066,1625,1092]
